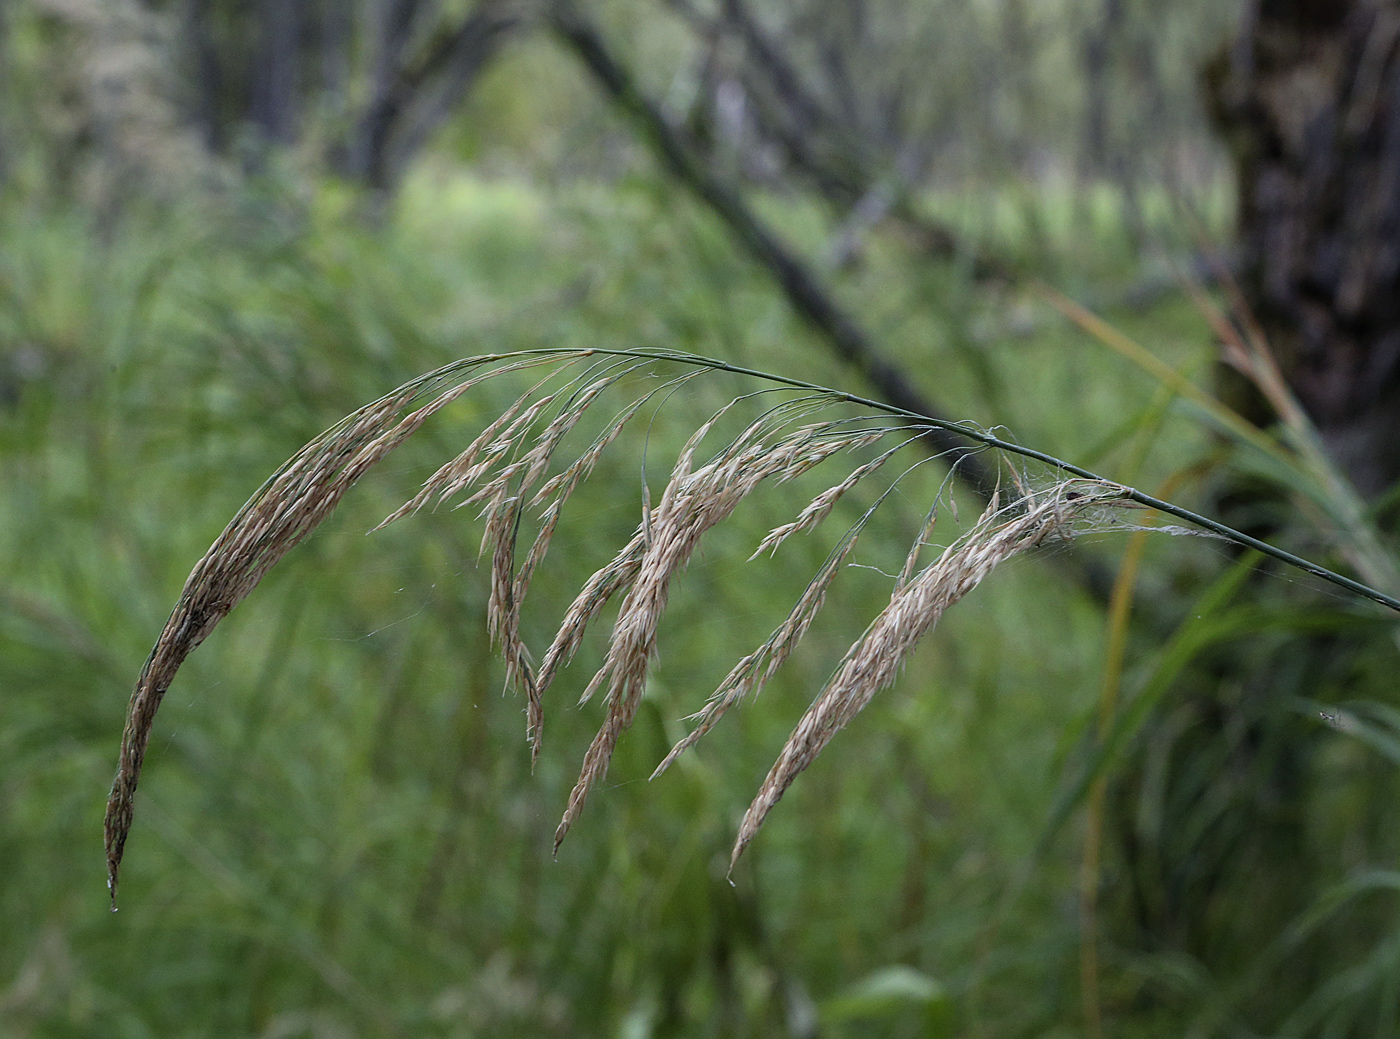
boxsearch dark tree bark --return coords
[0,0,10,185]
[184,0,227,153]
[318,0,353,122]
[341,0,520,193]
[177,0,518,193]
[1080,0,1123,178]
[1096,9,1400,1016]
[249,0,302,145]
[1209,0,1400,496]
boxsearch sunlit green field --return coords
[3,168,1392,1039]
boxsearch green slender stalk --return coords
[1045,281,1400,599]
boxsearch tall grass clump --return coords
[103,347,1400,910]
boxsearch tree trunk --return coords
[341,0,519,194]
[0,0,10,186]
[1209,0,1400,497]
[184,0,226,153]
[1101,9,1400,1016]
[249,0,302,145]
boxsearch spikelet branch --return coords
[727,479,1135,871]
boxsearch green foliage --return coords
[1,159,1398,1039]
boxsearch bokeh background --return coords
[4,1,1400,1036]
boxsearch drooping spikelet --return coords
[553,421,890,850]
[727,480,1132,871]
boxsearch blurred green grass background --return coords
[3,137,1398,1037]
[0,165,1220,1037]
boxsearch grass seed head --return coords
[105,348,1159,904]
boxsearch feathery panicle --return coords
[536,528,648,696]
[447,391,569,512]
[104,375,475,903]
[116,347,1257,905]
[372,359,582,531]
[751,436,908,557]
[528,395,647,509]
[727,479,1133,872]
[105,353,593,903]
[476,376,623,760]
[653,535,859,778]
[536,401,768,701]
[485,500,543,759]
[896,500,942,592]
[554,425,890,851]
[379,370,632,759]
[517,397,663,654]
[377,380,556,530]
[471,380,671,741]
